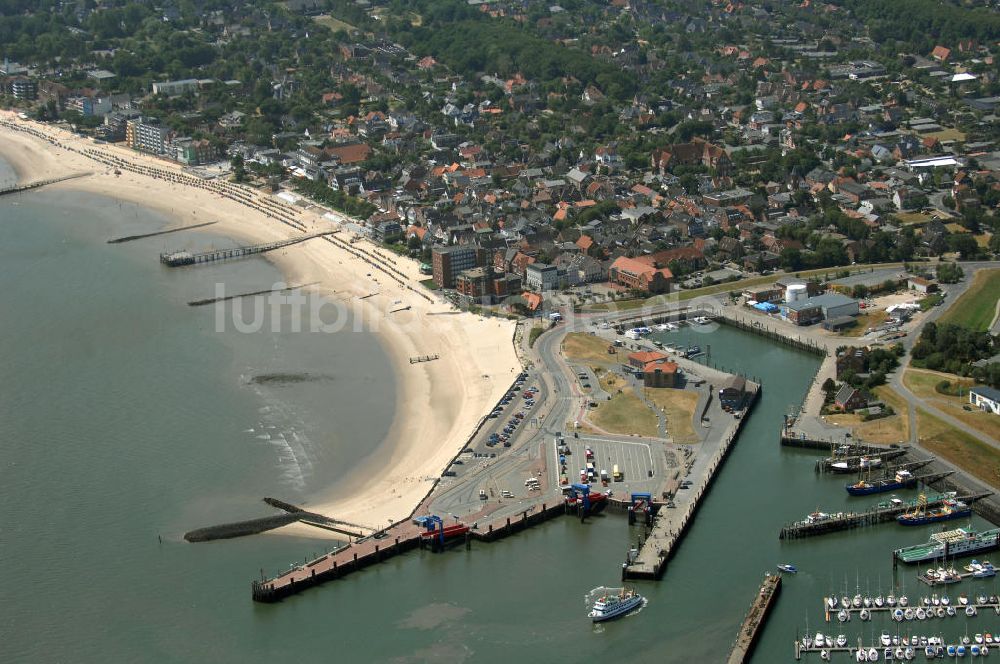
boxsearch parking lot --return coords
[555,435,657,489]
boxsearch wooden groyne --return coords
[728,573,782,664]
[107,221,217,244]
[715,314,827,356]
[0,171,92,197]
[623,384,761,580]
[187,282,317,306]
[159,231,334,267]
[778,491,991,539]
[185,513,305,542]
[186,497,371,542]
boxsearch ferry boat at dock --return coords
[894,528,1000,564]
[829,456,882,474]
[588,587,644,622]
[896,494,972,526]
[846,469,915,496]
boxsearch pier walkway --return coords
[728,573,782,664]
[0,171,92,196]
[252,502,568,602]
[779,491,991,539]
[159,231,334,267]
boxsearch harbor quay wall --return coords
[713,313,828,357]
[727,574,782,664]
[624,384,761,580]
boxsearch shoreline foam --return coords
[0,112,520,538]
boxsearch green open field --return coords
[589,372,659,438]
[312,15,356,32]
[561,332,618,367]
[646,388,699,444]
[937,268,1000,331]
[918,408,1000,489]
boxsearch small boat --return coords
[838,609,850,622]
[882,633,893,647]
[821,650,831,661]
[916,607,926,620]
[892,608,904,621]
[588,587,644,622]
[947,645,957,657]
[937,607,945,618]
[838,634,849,647]
[947,605,957,616]
[868,647,879,660]
[972,645,982,657]
[976,634,984,644]
[957,644,966,657]
[925,646,936,658]
[899,595,909,607]
[861,608,872,621]
[857,649,868,662]
[887,594,897,606]
[966,605,977,617]
[777,563,797,573]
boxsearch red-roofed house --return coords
[609,256,673,294]
[931,45,951,61]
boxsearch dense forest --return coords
[911,322,998,385]
[840,0,1000,51]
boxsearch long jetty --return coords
[622,384,761,580]
[159,231,335,267]
[252,502,568,603]
[727,573,782,664]
[778,491,991,539]
[108,221,217,244]
[0,171,92,197]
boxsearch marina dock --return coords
[815,448,909,473]
[159,231,334,267]
[779,491,991,539]
[727,573,782,664]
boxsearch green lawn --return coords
[590,374,659,438]
[918,408,1000,489]
[938,268,1000,331]
[312,14,356,32]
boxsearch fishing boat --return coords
[588,587,644,622]
[846,469,916,496]
[897,493,972,526]
[777,563,797,573]
[896,527,1000,564]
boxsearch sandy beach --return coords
[0,112,520,538]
